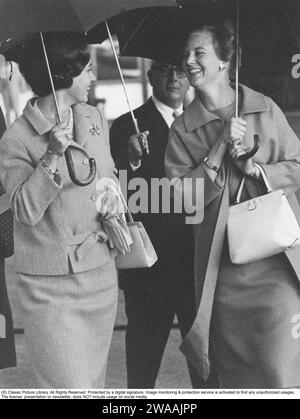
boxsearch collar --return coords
[23,98,91,138]
[23,98,55,136]
[152,96,183,117]
[184,84,270,132]
[23,98,93,154]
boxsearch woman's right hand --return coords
[47,122,73,156]
[221,117,247,145]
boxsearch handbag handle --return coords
[117,187,135,223]
[235,164,272,204]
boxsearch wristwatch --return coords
[203,157,219,173]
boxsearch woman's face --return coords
[182,30,225,90]
[67,60,96,104]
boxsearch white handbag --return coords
[115,192,158,270]
[227,164,300,265]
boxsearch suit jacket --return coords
[0,99,117,276]
[110,98,193,281]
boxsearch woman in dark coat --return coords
[0,105,16,370]
[165,23,300,388]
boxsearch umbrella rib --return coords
[282,8,300,50]
[120,7,158,56]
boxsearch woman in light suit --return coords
[0,32,122,388]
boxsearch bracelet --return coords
[203,156,219,173]
[39,157,59,178]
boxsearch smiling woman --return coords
[0,32,124,389]
[166,21,300,389]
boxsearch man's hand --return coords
[128,131,150,166]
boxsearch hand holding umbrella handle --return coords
[237,134,260,161]
[65,148,97,187]
[134,118,150,156]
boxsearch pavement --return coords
[0,256,192,389]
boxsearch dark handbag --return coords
[0,193,14,258]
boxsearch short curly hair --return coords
[19,32,90,97]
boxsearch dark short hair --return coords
[19,32,90,97]
[187,21,238,80]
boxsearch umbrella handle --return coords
[65,148,97,186]
[237,134,260,161]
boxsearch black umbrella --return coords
[0,0,177,186]
[89,0,300,80]
[89,0,300,159]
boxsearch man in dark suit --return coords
[110,62,216,389]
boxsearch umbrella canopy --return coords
[0,0,177,40]
[89,0,300,75]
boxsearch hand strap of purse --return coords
[116,186,135,223]
[235,164,272,204]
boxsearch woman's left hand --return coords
[228,138,253,175]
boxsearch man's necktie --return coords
[172,110,180,120]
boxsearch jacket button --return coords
[83,158,89,166]
[91,194,98,201]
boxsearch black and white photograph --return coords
[0,0,300,401]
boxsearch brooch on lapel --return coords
[89,124,101,136]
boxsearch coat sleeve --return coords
[165,121,226,210]
[260,100,300,196]
[0,134,62,227]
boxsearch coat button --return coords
[83,158,89,166]
[91,194,98,201]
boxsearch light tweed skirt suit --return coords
[0,100,118,388]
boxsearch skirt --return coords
[211,239,300,389]
[17,260,118,389]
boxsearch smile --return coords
[188,68,203,76]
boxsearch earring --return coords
[219,63,226,72]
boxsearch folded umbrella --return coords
[102,215,133,255]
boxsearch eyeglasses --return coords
[153,65,187,79]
